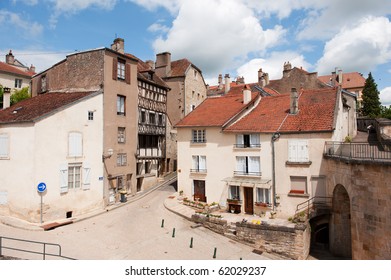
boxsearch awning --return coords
[222,177,271,188]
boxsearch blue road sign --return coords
[37,182,47,193]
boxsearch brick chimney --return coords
[243,85,251,104]
[155,52,171,77]
[3,87,11,109]
[224,74,231,94]
[218,74,223,90]
[6,50,14,65]
[29,64,36,73]
[283,61,292,78]
[145,60,155,69]
[258,68,269,87]
[290,87,298,114]
[111,38,125,54]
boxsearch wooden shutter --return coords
[69,132,82,157]
[250,134,260,146]
[125,63,131,84]
[298,140,309,162]
[112,58,118,80]
[60,163,68,193]
[0,134,9,158]
[236,156,246,173]
[82,162,91,190]
[199,156,206,171]
[249,156,260,174]
[236,134,244,146]
[288,140,297,162]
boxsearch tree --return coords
[361,72,382,117]
[381,105,391,119]
[10,87,31,106]
[0,84,3,108]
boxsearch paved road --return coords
[0,184,273,260]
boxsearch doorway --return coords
[244,187,254,215]
[193,180,206,202]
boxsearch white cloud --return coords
[126,0,182,14]
[12,0,39,5]
[147,22,170,33]
[235,51,311,84]
[316,16,391,75]
[0,10,43,37]
[380,87,391,106]
[151,0,286,78]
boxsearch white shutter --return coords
[83,162,91,190]
[0,134,9,158]
[298,140,309,162]
[236,157,246,173]
[69,132,82,157]
[60,163,68,193]
[199,156,206,171]
[249,157,260,174]
[250,134,260,146]
[192,156,198,170]
[236,134,244,146]
[288,140,297,162]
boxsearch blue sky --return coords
[1,0,391,105]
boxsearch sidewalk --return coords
[0,173,177,232]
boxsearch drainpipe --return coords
[271,132,280,211]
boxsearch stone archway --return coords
[329,184,352,258]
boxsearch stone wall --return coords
[191,214,310,260]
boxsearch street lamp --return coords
[102,148,114,161]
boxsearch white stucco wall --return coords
[0,93,104,222]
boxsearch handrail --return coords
[324,141,391,161]
[296,196,332,217]
[0,236,75,260]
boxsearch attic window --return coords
[12,107,23,114]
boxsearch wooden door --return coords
[244,187,254,214]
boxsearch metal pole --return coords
[213,247,217,259]
[172,228,175,238]
[190,237,193,248]
[40,194,43,224]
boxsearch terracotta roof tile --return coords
[170,59,191,77]
[176,87,258,127]
[318,72,365,89]
[0,61,35,77]
[0,91,96,124]
[225,88,338,133]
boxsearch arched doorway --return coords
[329,184,352,258]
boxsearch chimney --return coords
[29,64,36,73]
[236,76,245,84]
[6,50,14,65]
[258,68,263,83]
[155,52,171,77]
[243,85,251,104]
[337,68,343,84]
[3,87,11,109]
[145,60,155,69]
[283,61,292,78]
[218,74,223,90]
[111,38,125,54]
[224,74,231,94]
[290,87,298,114]
[264,72,269,85]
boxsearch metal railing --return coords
[233,144,261,148]
[0,236,75,260]
[324,141,391,161]
[234,171,262,176]
[296,196,332,217]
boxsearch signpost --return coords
[37,182,47,224]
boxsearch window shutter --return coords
[82,162,91,189]
[0,134,9,158]
[192,156,197,169]
[200,156,206,170]
[250,134,260,146]
[60,163,68,193]
[298,141,309,162]
[69,132,82,157]
[249,157,260,174]
[236,134,244,146]
[112,58,118,80]
[125,63,131,84]
[236,157,246,173]
[288,141,297,162]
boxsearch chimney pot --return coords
[155,52,171,77]
[243,85,251,104]
[6,50,15,65]
[111,38,125,54]
[290,87,298,114]
[3,87,11,109]
[224,74,231,94]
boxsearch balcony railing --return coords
[324,141,391,162]
[234,171,262,176]
[233,144,261,148]
[190,169,207,173]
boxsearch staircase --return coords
[295,196,332,221]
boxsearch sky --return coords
[1,0,391,105]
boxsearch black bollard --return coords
[190,237,193,248]
[213,247,217,259]
[161,219,164,228]
[172,228,176,238]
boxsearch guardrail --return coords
[0,236,75,260]
[296,196,332,217]
[324,141,391,161]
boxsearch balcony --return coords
[234,171,262,177]
[190,168,207,174]
[233,144,261,149]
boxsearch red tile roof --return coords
[225,87,338,133]
[175,87,259,127]
[170,59,192,77]
[318,72,365,89]
[0,91,97,124]
[0,61,35,77]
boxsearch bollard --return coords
[240,257,242,260]
[172,228,176,238]
[190,237,193,248]
[161,219,165,228]
[213,247,217,259]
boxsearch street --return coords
[0,184,272,260]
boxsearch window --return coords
[158,114,163,126]
[288,140,309,162]
[229,185,240,200]
[40,75,47,93]
[88,111,94,120]
[290,176,307,194]
[145,161,152,174]
[118,127,126,143]
[68,132,82,157]
[14,79,22,88]
[0,134,9,159]
[191,155,207,173]
[117,59,126,80]
[140,110,146,123]
[117,153,127,166]
[68,164,81,189]
[192,129,206,143]
[235,134,260,148]
[257,188,270,204]
[136,162,143,175]
[117,95,126,115]
[235,156,261,176]
[149,112,156,124]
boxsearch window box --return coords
[289,190,305,194]
[255,202,269,207]
[227,199,242,205]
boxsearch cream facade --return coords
[0,93,104,222]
